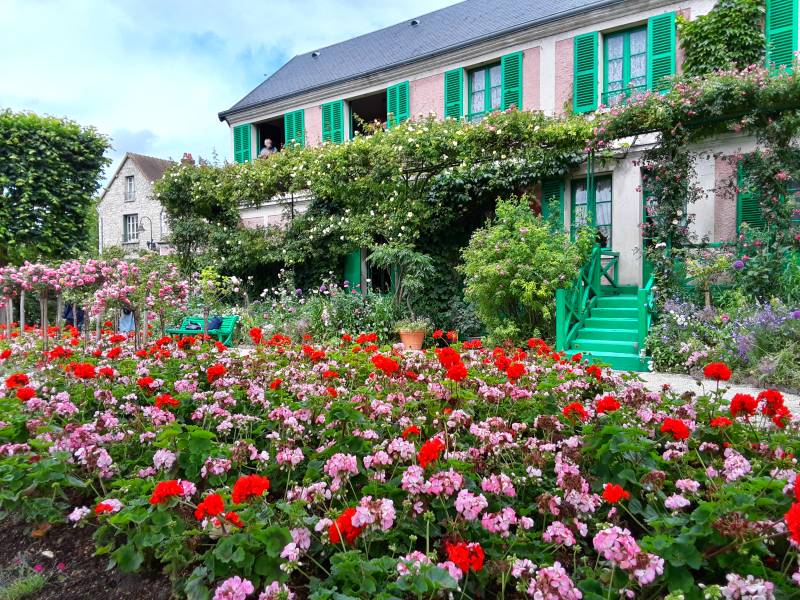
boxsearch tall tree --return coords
[0,109,109,264]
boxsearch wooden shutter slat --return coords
[444,68,463,119]
[501,51,523,110]
[284,110,305,147]
[647,12,676,93]
[766,0,798,71]
[738,162,766,231]
[332,100,344,144]
[233,124,250,164]
[541,179,564,229]
[573,32,598,113]
[386,82,409,128]
[321,103,332,143]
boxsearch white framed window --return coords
[125,175,135,201]
[123,214,139,243]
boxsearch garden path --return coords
[636,371,800,412]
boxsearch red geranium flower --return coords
[446,330,457,341]
[106,347,122,359]
[0,348,12,360]
[371,354,400,377]
[155,393,179,410]
[137,376,154,389]
[329,507,363,545]
[506,362,526,381]
[660,418,690,440]
[759,389,785,416]
[602,483,630,503]
[729,393,757,418]
[432,329,444,339]
[72,363,96,379]
[249,327,263,345]
[595,395,620,414]
[94,502,115,514]
[710,416,733,428]
[703,362,732,382]
[444,541,484,573]
[269,378,282,390]
[99,367,115,379]
[326,386,338,398]
[15,387,35,401]
[562,402,588,421]
[785,502,800,544]
[194,493,225,520]
[586,365,603,380]
[435,347,462,369]
[150,480,184,505]
[417,438,445,469]
[224,511,244,528]
[402,425,421,439]
[341,333,352,343]
[206,363,226,383]
[446,362,468,382]
[231,474,270,504]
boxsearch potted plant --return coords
[395,317,431,350]
[368,244,434,350]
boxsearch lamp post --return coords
[137,216,157,251]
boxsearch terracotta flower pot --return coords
[399,329,425,350]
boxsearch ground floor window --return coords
[571,175,612,248]
[123,214,138,243]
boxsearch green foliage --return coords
[0,109,110,264]
[367,244,434,319]
[460,197,594,342]
[0,573,48,600]
[677,0,766,76]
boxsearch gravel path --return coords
[634,371,800,412]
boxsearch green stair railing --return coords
[636,273,656,354]
[600,250,619,287]
[556,245,602,351]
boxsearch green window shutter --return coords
[233,124,251,164]
[766,0,798,72]
[647,12,676,93]
[541,179,564,229]
[443,68,464,119]
[737,162,765,232]
[386,81,410,128]
[284,110,305,147]
[321,100,344,144]
[573,32,598,113]
[344,250,361,289]
[501,51,523,110]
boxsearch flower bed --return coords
[0,326,798,599]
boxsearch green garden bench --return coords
[166,315,240,346]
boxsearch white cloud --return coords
[0,0,455,178]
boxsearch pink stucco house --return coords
[219,0,798,285]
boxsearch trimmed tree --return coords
[0,109,109,264]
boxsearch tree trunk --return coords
[55,294,63,330]
[39,295,49,353]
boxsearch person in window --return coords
[259,138,278,158]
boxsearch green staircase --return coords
[556,246,655,372]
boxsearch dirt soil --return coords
[0,518,173,600]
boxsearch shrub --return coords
[460,197,594,342]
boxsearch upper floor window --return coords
[123,214,139,243]
[125,175,135,201]
[603,27,647,106]
[468,63,501,121]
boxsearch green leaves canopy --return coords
[0,109,109,264]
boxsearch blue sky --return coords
[0,0,455,178]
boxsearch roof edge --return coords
[218,0,624,122]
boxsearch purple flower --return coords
[732,260,745,270]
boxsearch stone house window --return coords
[123,214,139,243]
[125,175,135,201]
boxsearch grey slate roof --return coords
[219,0,619,121]
[128,153,175,183]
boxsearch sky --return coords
[0,0,456,178]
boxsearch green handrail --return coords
[636,273,656,354]
[556,245,602,351]
[600,250,619,287]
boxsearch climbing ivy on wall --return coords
[677,0,766,76]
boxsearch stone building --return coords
[97,152,175,255]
